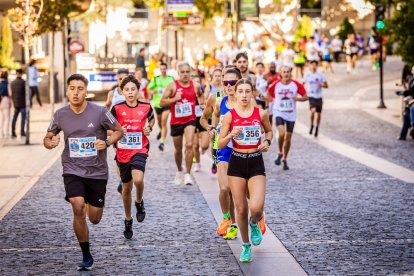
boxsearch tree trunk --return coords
[50,31,55,118]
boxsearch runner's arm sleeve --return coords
[147,78,156,90]
[110,106,117,120]
[295,81,307,96]
[147,105,155,122]
[101,107,118,130]
[47,111,61,135]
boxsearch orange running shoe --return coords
[258,213,266,235]
[216,218,231,236]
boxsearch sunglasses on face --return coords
[223,80,238,86]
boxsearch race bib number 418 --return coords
[175,102,193,118]
[69,137,97,158]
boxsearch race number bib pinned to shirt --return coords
[234,125,261,146]
[69,137,97,158]
[279,97,294,112]
[175,102,193,118]
[195,105,203,117]
[117,132,143,149]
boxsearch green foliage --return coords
[36,0,82,34]
[0,18,15,69]
[387,1,414,66]
[337,17,355,41]
[294,15,313,42]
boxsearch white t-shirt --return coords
[281,48,295,68]
[306,42,320,61]
[268,80,307,122]
[111,87,125,109]
[331,38,343,52]
[303,70,326,99]
[255,74,268,97]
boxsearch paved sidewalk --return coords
[0,104,63,219]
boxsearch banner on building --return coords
[164,15,201,26]
[238,0,259,21]
[167,0,194,15]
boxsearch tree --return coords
[0,18,15,69]
[36,0,82,117]
[294,15,313,42]
[387,1,414,66]
[8,0,43,145]
[337,17,355,41]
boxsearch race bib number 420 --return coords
[118,132,143,149]
[69,137,97,158]
[175,102,193,118]
[279,97,294,112]
[234,125,261,146]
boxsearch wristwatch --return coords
[264,139,272,146]
[105,139,111,148]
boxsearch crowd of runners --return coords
[44,49,331,270]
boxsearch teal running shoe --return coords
[250,223,263,246]
[239,244,252,263]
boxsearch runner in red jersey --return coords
[110,75,155,239]
[218,78,273,263]
[160,61,204,185]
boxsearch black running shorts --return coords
[63,174,107,208]
[154,106,169,115]
[117,153,148,183]
[227,151,265,180]
[309,97,323,113]
[195,117,206,133]
[171,120,196,137]
[275,117,295,133]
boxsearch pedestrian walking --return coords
[136,48,147,79]
[28,59,42,107]
[11,69,26,138]
[0,71,12,139]
[43,73,124,271]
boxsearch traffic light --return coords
[375,3,385,29]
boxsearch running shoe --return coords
[117,180,123,194]
[175,171,184,185]
[211,163,217,174]
[156,132,161,140]
[274,153,283,166]
[184,173,193,185]
[250,223,263,246]
[193,163,201,172]
[135,200,146,222]
[258,213,266,235]
[158,143,164,152]
[283,160,289,171]
[239,244,252,263]
[216,218,231,236]
[77,255,94,271]
[124,219,133,239]
[224,225,238,240]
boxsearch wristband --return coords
[264,138,271,146]
[105,139,111,148]
[209,126,216,132]
[147,125,153,131]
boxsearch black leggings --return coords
[30,86,42,107]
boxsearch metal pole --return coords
[104,0,108,58]
[377,35,386,108]
[235,0,239,47]
[175,29,178,59]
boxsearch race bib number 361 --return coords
[118,132,143,149]
[69,137,97,158]
[175,102,193,118]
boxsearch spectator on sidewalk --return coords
[0,71,12,139]
[136,48,147,79]
[11,69,26,138]
[29,59,42,107]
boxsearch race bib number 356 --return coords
[175,102,193,118]
[118,132,143,149]
[69,137,97,158]
[234,126,261,146]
